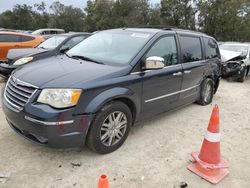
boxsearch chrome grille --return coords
[4,76,37,111]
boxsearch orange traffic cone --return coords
[187,105,229,184]
[97,174,109,188]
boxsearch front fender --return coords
[84,87,138,114]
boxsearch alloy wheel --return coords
[204,83,212,103]
[100,111,127,147]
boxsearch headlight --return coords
[14,57,33,65]
[37,89,82,108]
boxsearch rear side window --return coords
[179,36,202,63]
[21,35,35,42]
[0,34,20,42]
[51,30,58,34]
[42,31,51,35]
[146,36,178,66]
[204,38,220,59]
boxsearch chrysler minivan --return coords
[2,28,221,154]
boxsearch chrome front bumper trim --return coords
[25,116,74,126]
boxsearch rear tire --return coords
[86,101,132,154]
[197,78,214,106]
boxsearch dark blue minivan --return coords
[2,28,221,154]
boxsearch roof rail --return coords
[135,25,178,30]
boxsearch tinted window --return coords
[64,36,87,49]
[204,38,220,59]
[180,36,202,63]
[146,36,178,66]
[42,31,51,35]
[51,30,58,34]
[0,34,20,42]
[21,35,35,42]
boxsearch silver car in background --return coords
[220,42,250,82]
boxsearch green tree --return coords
[33,2,49,29]
[148,4,162,26]
[0,4,35,30]
[83,0,152,31]
[48,1,85,32]
[198,0,250,41]
[84,0,113,32]
[160,0,196,29]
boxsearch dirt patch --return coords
[0,79,250,188]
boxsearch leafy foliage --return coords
[161,0,197,29]
[0,0,249,41]
[198,0,250,41]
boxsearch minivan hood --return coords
[13,55,129,88]
[7,48,49,61]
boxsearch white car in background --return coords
[220,42,250,82]
[32,28,65,39]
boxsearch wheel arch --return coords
[84,87,138,122]
[204,74,219,94]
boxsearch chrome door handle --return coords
[184,70,192,74]
[173,72,182,76]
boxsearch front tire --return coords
[238,67,247,83]
[86,101,132,154]
[197,78,214,106]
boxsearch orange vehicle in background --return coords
[0,31,44,61]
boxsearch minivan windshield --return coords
[38,35,67,49]
[66,30,152,65]
[220,44,249,56]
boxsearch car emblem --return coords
[12,77,19,85]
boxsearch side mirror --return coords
[60,45,70,53]
[145,56,165,70]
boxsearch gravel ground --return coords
[0,78,250,188]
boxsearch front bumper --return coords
[0,63,16,78]
[222,62,244,77]
[2,96,94,148]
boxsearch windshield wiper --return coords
[68,55,104,64]
[38,46,47,49]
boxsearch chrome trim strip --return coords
[12,76,38,89]
[4,76,38,112]
[6,87,27,103]
[163,64,181,69]
[4,92,22,111]
[25,116,74,126]
[145,84,200,103]
[130,64,181,75]
[4,78,22,112]
[130,71,141,75]
[131,60,205,75]
[7,83,31,98]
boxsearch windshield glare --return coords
[38,36,67,49]
[220,44,249,56]
[67,31,151,65]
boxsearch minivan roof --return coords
[108,27,213,38]
[59,32,91,37]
